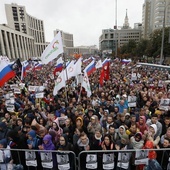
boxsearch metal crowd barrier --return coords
[0,148,170,170]
[78,148,170,170]
[0,148,76,170]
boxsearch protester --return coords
[0,57,170,169]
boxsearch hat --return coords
[149,124,157,135]
[155,110,161,115]
[91,116,95,120]
[0,139,7,148]
[125,113,130,117]
[135,132,142,140]
[121,134,129,141]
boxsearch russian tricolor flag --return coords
[121,59,132,65]
[0,61,16,87]
[53,57,63,75]
[84,60,96,76]
[34,63,43,70]
[102,58,110,67]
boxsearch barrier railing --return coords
[0,148,170,170]
[0,148,76,170]
[78,148,170,170]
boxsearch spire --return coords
[123,9,130,29]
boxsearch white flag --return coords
[95,59,102,69]
[65,60,75,80]
[53,70,66,95]
[82,72,91,97]
[41,31,63,64]
[74,57,82,75]
[55,56,64,65]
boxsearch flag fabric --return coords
[21,61,31,80]
[34,62,43,71]
[0,60,16,87]
[121,59,132,65]
[41,31,63,64]
[95,59,102,69]
[10,58,22,76]
[82,72,91,97]
[102,58,110,67]
[0,56,10,63]
[65,60,75,80]
[99,68,105,87]
[74,57,82,76]
[53,70,66,95]
[99,61,110,86]
[84,60,96,76]
[53,57,64,75]
[104,61,110,80]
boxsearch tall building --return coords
[5,3,47,57]
[99,10,141,53]
[0,24,36,60]
[142,0,170,39]
[54,29,97,56]
[54,29,74,50]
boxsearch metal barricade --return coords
[78,148,170,170]
[0,148,76,170]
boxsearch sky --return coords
[0,0,144,47]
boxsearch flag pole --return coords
[63,53,69,104]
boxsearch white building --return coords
[5,3,47,57]
[99,10,141,52]
[142,0,170,39]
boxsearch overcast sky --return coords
[0,0,144,47]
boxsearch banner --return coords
[41,31,63,64]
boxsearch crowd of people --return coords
[0,56,170,170]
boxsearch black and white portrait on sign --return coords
[40,152,53,168]
[25,151,35,160]
[117,152,131,169]
[159,98,170,110]
[135,150,148,165]
[25,151,37,167]
[40,152,52,162]
[128,96,137,107]
[86,154,97,163]
[57,154,70,170]
[103,153,114,169]
[86,154,97,169]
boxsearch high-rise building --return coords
[54,29,74,48]
[5,3,47,57]
[142,0,170,39]
[99,10,141,53]
[0,24,36,60]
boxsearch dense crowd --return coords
[0,57,170,170]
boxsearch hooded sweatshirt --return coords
[130,132,144,149]
[27,130,39,149]
[147,124,160,146]
[42,134,55,150]
[136,116,148,134]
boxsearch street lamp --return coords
[115,0,117,57]
[160,0,170,64]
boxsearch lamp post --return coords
[115,0,117,57]
[160,0,170,64]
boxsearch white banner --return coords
[41,31,63,64]
[35,92,44,98]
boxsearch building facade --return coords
[54,29,74,48]
[5,3,47,57]
[99,10,141,53]
[0,24,36,61]
[142,0,170,39]
[54,29,97,56]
